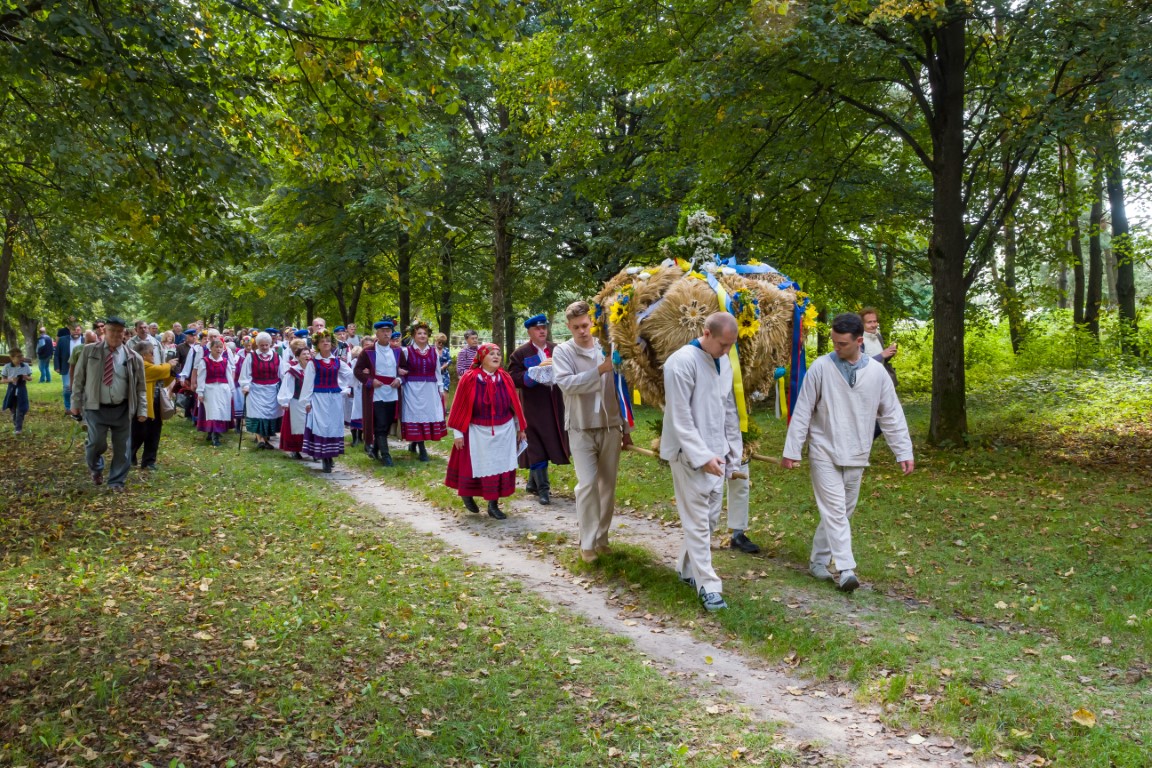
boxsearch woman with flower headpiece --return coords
[398,320,447,461]
[446,343,526,519]
[300,330,355,472]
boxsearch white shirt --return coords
[372,347,399,403]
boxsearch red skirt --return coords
[445,445,515,501]
[279,412,303,452]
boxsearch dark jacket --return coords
[55,333,81,374]
[508,341,569,467]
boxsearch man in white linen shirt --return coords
[781,312,914,593]
[553,300,633,563]
[660,312,742,612]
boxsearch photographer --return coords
[131,339,177,470]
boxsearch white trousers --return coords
[724,462,750,531]
[809,459,866,571]
[671,458,725,594]
[568,426,623,551]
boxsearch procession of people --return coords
[11,301,911,612]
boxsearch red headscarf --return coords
[448,348,526,434]
[472,343,500,368]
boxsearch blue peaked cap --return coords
[523,313,550,329]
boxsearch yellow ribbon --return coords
[777,376,789,420]
[712,282,749,432]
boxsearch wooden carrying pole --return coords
[624,443,781,466]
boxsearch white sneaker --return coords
[809,561,833,581]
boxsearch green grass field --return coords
[3,372,1150,767]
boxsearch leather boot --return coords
[462,496,480,513]
[535,467,551,505]
[417,442,430,462]
[379,448,394,467]
[350,429,360,447]
[487,499,507,520]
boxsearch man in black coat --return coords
[54,323,85,413]
[508,313,569,504]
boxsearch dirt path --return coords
[324,461,999,768]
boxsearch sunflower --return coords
[608,301,628,324]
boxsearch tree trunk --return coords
[1104,247,1118,308]
[1085,162,1104,339]
[0,208,17,342]
[333,281,349,326]
[1061,143,1085,326]
[438,240,454,338]
[1105,139,1138,355]
[304,299,316,328]
[926,15,969,446]
[19,315,38,358]
[348,278,364,326]
[1057,265,1068,309]
[1000,214,1024,353]
[490,105,515,353]
[398,231,412,333]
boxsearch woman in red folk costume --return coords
[446,343,527,520]
[399,320,448,461]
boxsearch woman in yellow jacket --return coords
[132,338,177,470]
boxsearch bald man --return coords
[660,312,742,612]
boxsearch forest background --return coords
[2,0,1151,445]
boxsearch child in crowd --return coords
[2,348,33,434]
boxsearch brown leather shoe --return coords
[90,470,104,486]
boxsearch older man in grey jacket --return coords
[70,317,147,490]
[553,301,632,563]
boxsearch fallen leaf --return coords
[905,633,920,643]
[192,631,213,641]
[242,638,258,650]
[414,728,434,738]
[786,686,804,695]
[706,704,720,714]
[1071,709,1096,727]
[568,657,582,666]
[704,656,713,665]
[907,733,925,745]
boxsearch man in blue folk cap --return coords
[334,326,348,355]
[353,318,405,465]
[509,313,569,504]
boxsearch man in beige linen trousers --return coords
[552,301,632,563]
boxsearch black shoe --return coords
[730,532,761,554]
[211,434,221,447]
[487,500,506,520]
[408,442,417,454]
[292,452,303,460]
[462,496,480,513]
[141,462,156,470]
[539,488,551,505]
[130,458,138,467]
[350,430,360,447]
[380,452,394,467]
[417,442,430,462]
[322,457,333,473]
[366,442,376,457]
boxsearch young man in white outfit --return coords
[660,312,742,612]
[781,312,914,592]
[552,301,632,563]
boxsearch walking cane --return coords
[237,392,247,452]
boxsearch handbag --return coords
[157,385,177,421]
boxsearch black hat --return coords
[104,316,127,327]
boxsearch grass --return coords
[358,369,1152,767]
[0,382,791,767]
